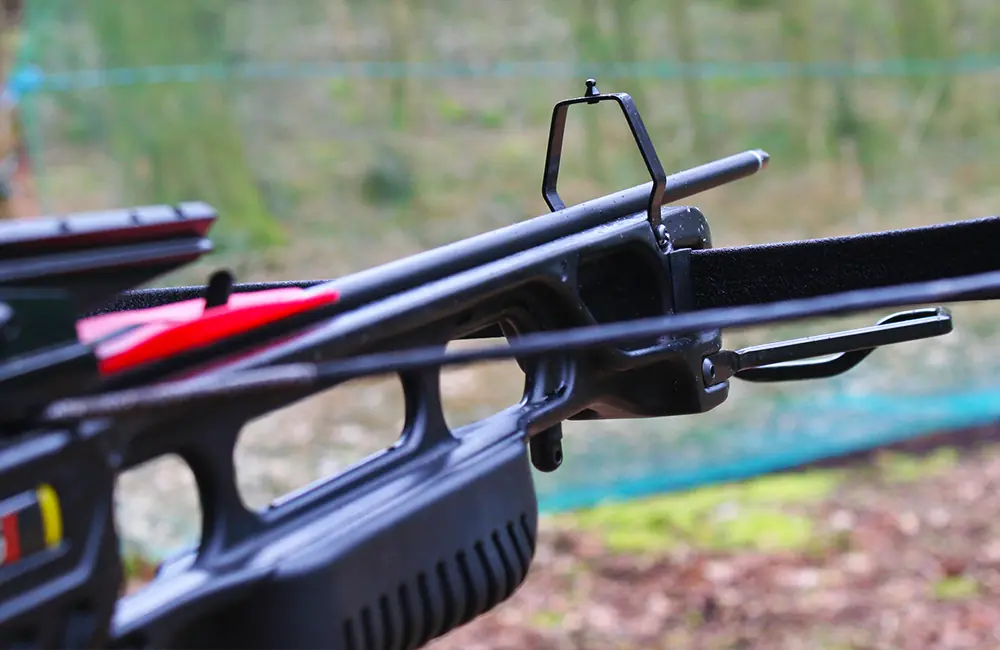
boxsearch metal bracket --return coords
[541,78,668,231]
[702,307,953,386]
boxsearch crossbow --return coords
[3,79,1000,649]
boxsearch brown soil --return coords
[431,444,1000,650]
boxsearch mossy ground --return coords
[550,448,959,557]
[559,471,840,555]
[431,444,997,650]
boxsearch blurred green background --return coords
[10,0,1000,558]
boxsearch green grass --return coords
[932,575,981,601]
[528,609,566,630]
[547,448,972,559]
[553,450,969,557]
[874,447,960,484]
[558,469,845,554]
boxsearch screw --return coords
[702,358,717,384]
[655,224,672,250]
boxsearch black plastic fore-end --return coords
[110,406,539,650]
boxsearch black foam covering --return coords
[689,216,1000,308]
[86,280,325,316]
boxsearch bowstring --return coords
[42,267,1000,422]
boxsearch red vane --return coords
[2,514,20,564]
[84,287,340,376]
[77,288,324,343]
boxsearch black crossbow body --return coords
[3,79,1000,649]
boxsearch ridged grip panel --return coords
[341,513,536,650]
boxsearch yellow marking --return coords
[35,484,62,547]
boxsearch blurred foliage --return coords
[86,0,285,250]
[360,145,416,206]
[26,0,285,249]
[13,0,1000,263]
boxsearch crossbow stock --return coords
[3,79,1000,649]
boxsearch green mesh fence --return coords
[14,0,1000,557]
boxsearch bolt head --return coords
[655,224,672,249]
[702,358,716,383]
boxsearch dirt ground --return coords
[429,445,1000,650]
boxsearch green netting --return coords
[14,1,1000,553]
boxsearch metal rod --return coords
[98,150,769,312]
[332,150,770,303]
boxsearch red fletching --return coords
[79,287,340,375]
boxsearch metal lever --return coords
[541,78,668,230]
[702,307,953,386]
